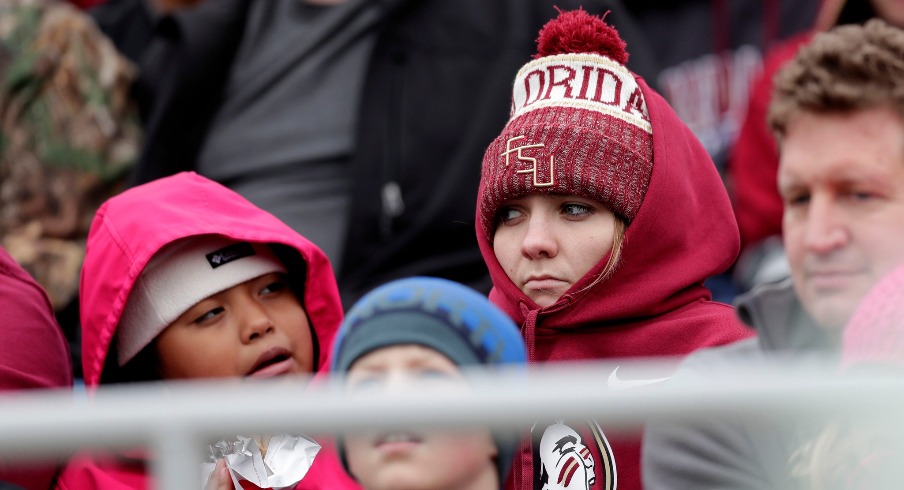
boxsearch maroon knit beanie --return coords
[477,8,654,242]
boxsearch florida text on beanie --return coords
[477,8,654,242]
[117,235,287,366]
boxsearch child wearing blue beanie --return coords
[330,276,527,490]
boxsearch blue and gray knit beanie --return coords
[330,276,527,485]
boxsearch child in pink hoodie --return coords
[56,172,359,490]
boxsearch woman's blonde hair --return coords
[575,219,627,296]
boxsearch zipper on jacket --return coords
[380,48,407,238]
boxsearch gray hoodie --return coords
[642,279,836,489]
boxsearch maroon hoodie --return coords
[0,246,72,489]
[477,73,754,489]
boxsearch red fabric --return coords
[57,172,358,489]
[535,8,628,63]
[0,246,72,489]
[57,444,355,490]
[56,454,146,489]
[67,0,105,8]
[728,33,813,249]
[0,247,72,392]
[479,72,753,490]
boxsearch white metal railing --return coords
[1,359,903,489]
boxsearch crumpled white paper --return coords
[201,434,321,489]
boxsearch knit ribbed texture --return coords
[842,264,904,370]
[331,277,526,372]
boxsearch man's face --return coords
[779,107,904,334]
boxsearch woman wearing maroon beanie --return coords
[476,9,753,490]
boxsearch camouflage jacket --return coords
[0,0,140,310]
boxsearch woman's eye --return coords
[562,202,592,216]
[496,207,524,224]
[193,307,224,325]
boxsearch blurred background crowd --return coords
[1,0,840,379]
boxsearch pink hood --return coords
[79,172,343,388]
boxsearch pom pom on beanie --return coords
[535,8,628,63]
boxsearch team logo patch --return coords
[535,420,616,490]
[501,135,555,188]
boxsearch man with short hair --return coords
[642,19,904,489]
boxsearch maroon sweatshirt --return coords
[478,75,754,490]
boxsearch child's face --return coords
[154,272,315,379]
[493,193,617,307]
[344,345,498,490]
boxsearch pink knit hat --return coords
[477,8,654,242]
[841,264,904,370]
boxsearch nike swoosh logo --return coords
[607,366,671,390]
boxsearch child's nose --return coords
[241,304,276,343]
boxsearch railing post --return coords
[151,425,203,490]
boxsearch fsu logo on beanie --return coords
[478,9,654,242]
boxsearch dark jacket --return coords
[117,0,654,307]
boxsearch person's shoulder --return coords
[734,278,796,327]
[688,337,762,363]
[673,337,764,380]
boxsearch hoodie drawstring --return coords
[519,301,538,363]
[517,302,536,490]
